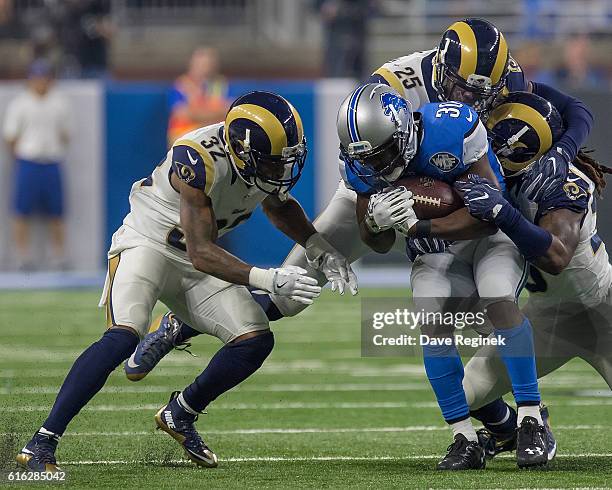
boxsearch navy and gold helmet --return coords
[434,18,509,113]
[486,92,564,175]
[224,91,307,194]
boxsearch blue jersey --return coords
[341,101,505,195]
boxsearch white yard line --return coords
[59,453,612,465]
[12,399,612,412]
[2,425,607,437]
[0,363,428,378]
[11,401,436,412]
[0,383,430,395]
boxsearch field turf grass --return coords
[1,289,611,488]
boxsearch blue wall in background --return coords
[105,82,171,253]
[105,81,316,267]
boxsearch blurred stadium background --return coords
[1,0,612,288]
[2,4,612,486]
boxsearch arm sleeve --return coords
[531,81,593,160]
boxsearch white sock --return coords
[39,427,60,440]
[517,405,542,425]
[450,418,478,442]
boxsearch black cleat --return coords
[16,430,62,473]
[540,404,557,462]
[437,434,486,470]
[477,427,517,460]
[155,391,218,468]
[516,416,548,468]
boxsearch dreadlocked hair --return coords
[573,147,612,196]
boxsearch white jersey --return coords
[110,122,268,265]
[513,164,612,306]
[370,49,438,111]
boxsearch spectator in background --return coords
[554,34,606,89]
[3,60,73,270]
[51,0,113,78]
[316,0,376,79]
[167,47,230,145]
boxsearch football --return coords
[393,175,464,219]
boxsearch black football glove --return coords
[405,237,451,262]
[519,146,571,203]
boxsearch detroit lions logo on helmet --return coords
[380,92,409,125]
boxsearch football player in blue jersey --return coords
[122,17,593,465]
[338,82,546,470]
[123,16,591,349]
[454,92,612,461]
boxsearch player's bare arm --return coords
[261,193,316,246]
[532,208,582,274]
[178,177,253,285]
[263,193,357,294]
[356,192,396,253]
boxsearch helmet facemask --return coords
[235,128,307,195]
[434,53,507,114]
[342,107,418,189]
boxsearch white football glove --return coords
[249,265,321,305]
[305,233,358,296]
[365,186,418,234]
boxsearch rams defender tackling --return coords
[116,16,594,470]
[458,92,612,447]
[16,91,355,472]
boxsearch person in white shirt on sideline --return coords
[3,59,74,270]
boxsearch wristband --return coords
[413,220,431,238]
[248,267,275,292]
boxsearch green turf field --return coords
[1,289,611,489]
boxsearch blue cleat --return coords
[125,312,193,381]
[540,403,557,462]
[155,391,218,468]
[16,430,62,473]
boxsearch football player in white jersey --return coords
[454,92,612,458]
[16,91,356,473]
[129,17,590,349]
[269,17,592,318]
[122,17,592,464]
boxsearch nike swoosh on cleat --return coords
[126,354,140,369]
[187,448,218,467]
